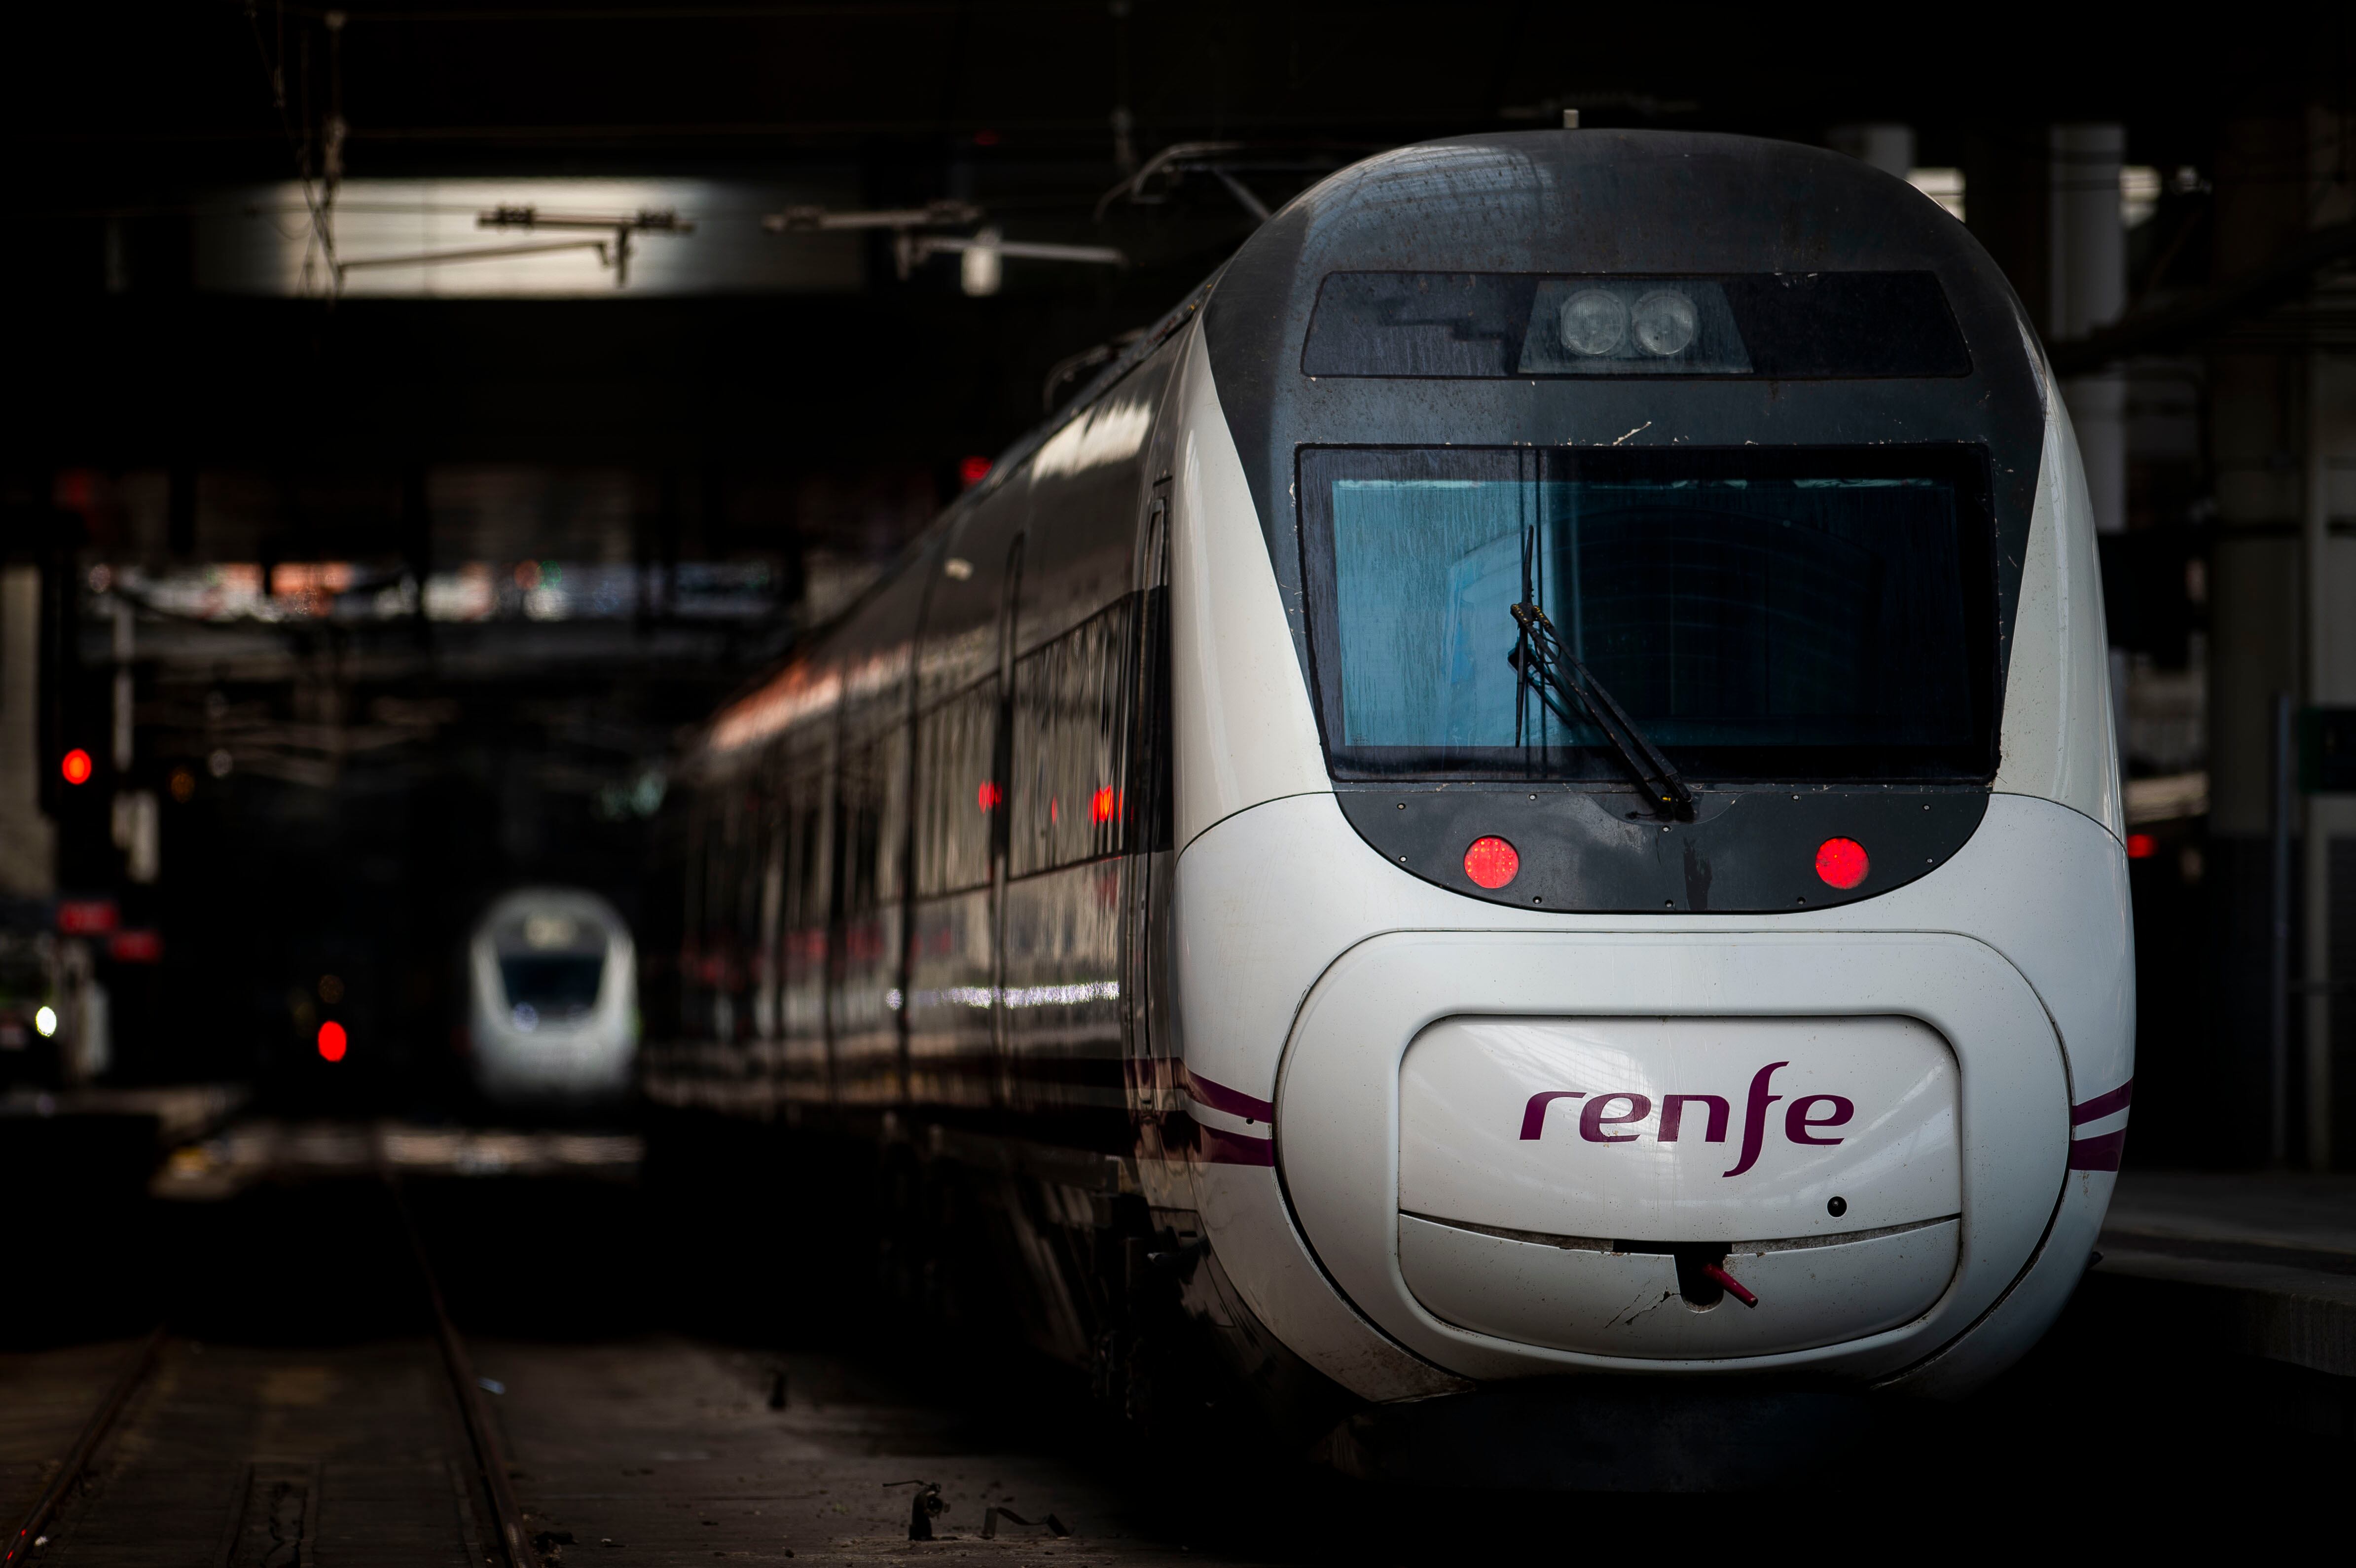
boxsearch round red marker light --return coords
[60,748,92,786]
[317,1021,347,1062]
[1814,837,1869,890]
[1464,836,1521,889]
[2126,832,2157,860]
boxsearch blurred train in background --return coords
[464,887,639,1110]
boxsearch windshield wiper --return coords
[1508,602,1695,821]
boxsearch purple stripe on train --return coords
[1181,1065,1276,1124]
[2066,1129,2126,1170]
[1194,1124,1276,1167]
[2069,1078,2134,1125]
[2066,1078,2131,1169]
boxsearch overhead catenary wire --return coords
[240,0,341,296]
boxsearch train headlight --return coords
[34,1005,57,1037]
[1632,290,1699,356]
[1558,290,1628,357]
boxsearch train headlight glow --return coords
[1631,290,1699,356]
[1814,837,1870,889]
[523,915,576,949]
[1558,290,1629,356]
[34,1005,57,1037]
[1464,836,1521,889]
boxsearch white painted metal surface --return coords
[1400,1214,1960,1358]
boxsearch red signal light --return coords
[57,898,118,935]
[1814,837,1869,890]
[317,1021,348,1062]
[60,748,92,786]
[977,781,1002,811]
[2126,832,2157,859]
[108,929,163,963]
[1464,836,1521,889]
[1090,786,1118,823]
[958,455,992,487]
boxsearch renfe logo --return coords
[1517,1060,1854,1178]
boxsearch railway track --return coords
[7,1176,541,1568]
[4,1328,163,1568]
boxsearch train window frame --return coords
[1295,443,2002,787]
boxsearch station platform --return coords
[0,1084,246,1208]
[2093,1170,2356,1385]
[0,1084,246,1150]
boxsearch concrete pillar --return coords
[0,566,57,899]
[2050,125,2129,534]
[2305,353,2336,1169]
[1828,123,1915,180]
[2301,105,2356,1166]
[2049,124,2130,765]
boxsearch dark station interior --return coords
[3,4,2353,1557]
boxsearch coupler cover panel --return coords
[1397,1016,1960,1357]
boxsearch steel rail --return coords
[3,1326,166,1567]
[383,1173,544,1568]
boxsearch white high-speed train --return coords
[651,128,2131,1484]
[466,888,639,1107]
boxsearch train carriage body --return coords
[651,129,2132,1474]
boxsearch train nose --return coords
[1395,1017,1960,1358]
[1276,930,2069,1374]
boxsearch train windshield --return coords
[500,953,607,1017]
[1299,446,1996,783]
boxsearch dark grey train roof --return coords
[1227,128,2006,278]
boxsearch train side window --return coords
[1010,596,1149,878]
[704,790,744,1040]
[754,774,786,1042]
[836,730,908,919]
[678,800,709,1035]
[914,677,999,897]
[778,765,832,1040]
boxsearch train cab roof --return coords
[1200,128,2053,721]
